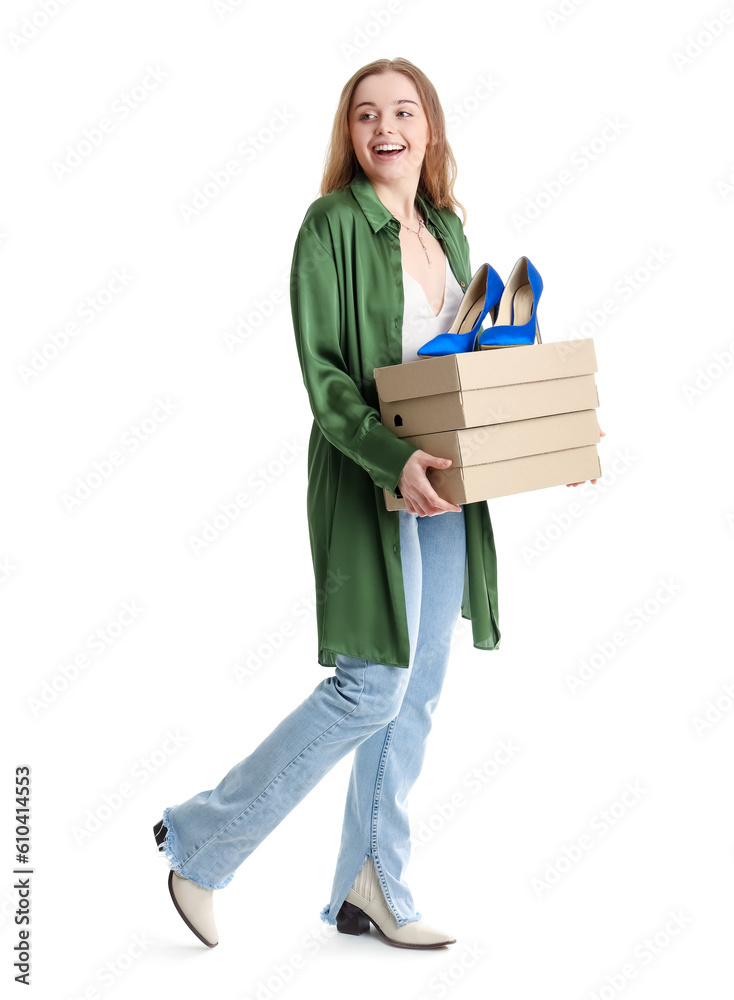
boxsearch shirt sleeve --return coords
[290,224,418,496]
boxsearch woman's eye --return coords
[357,110,413,120]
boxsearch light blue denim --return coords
[158,504,466,928]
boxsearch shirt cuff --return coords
[357,422,419,495]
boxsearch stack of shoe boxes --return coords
[374,339,602,511]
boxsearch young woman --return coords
[153,56,591,952]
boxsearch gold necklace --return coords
[397,213,431,267]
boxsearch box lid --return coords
[374,338,598,402]
[402,409,601,466]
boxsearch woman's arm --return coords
[290,224,419,495]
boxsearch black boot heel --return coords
[153,819,168,850]
[336,900,370,935]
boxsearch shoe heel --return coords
[477,256,543,349]
[417,263,504,358]
[153,819,168,851]
[336,900,370,936]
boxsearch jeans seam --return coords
[180,667,370,872]
[370,717,408,925]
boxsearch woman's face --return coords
[348,71,432,186]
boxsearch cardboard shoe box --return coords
[373,339,602,510]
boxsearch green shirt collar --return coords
[348,167,448,239]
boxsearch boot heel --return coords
[336,900,370,935]
[153,819,168,851]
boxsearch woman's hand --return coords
[566,427,606,487]
[397,450,462,517]
[399,427,606,507]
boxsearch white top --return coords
[401,258,465,363]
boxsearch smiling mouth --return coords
[372,144,405,158]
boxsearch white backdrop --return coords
[3,0,732,997]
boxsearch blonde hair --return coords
[320,57,467,226]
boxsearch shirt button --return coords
[460,281,466,288]
[395,276,401,285]
[393,544,397,553]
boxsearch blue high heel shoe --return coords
[417,262,504,357]
[476,256,543,348]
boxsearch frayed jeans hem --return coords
[158,806,235,891]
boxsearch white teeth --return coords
[374,144,404,152]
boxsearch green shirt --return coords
[290,166,500,668]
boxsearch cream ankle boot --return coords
[154,820,218,948]
[337,856,455,949]
[168,871,219,948]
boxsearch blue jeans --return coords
[158,505,466,928]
